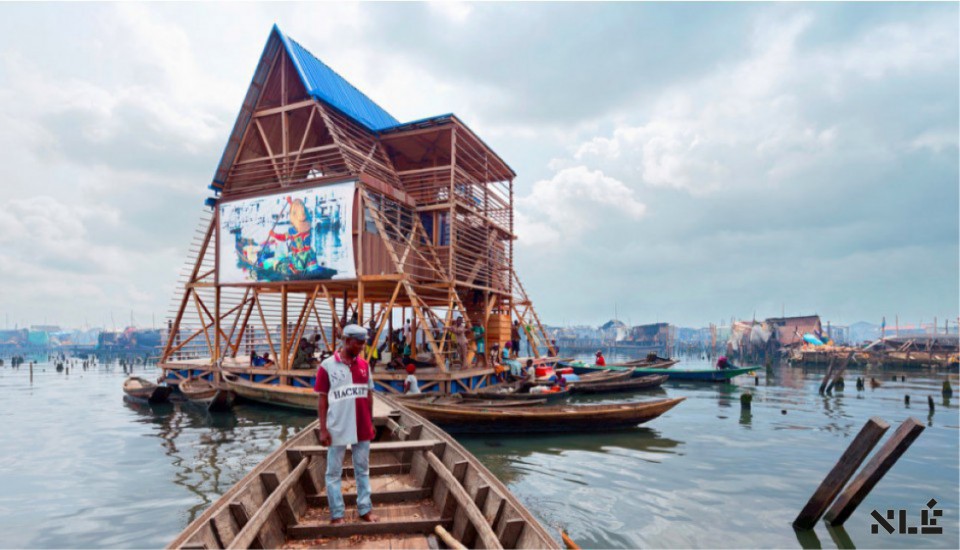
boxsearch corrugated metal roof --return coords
[277,27,400,132]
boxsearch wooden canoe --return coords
[559,359,677,372]
[618,358,679,369]
[567,363,754,382]
[222,372,317,411]
[180,378,235,412]
[631,365,754,382]
[167,394,560,550]
[396,393,547,408]
[122,376,172,404]
[467,381,571,402]
[569,374,668,395]
[399,397,686,434]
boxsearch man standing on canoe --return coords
[315,324,379,524]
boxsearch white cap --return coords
[342,324,368,341]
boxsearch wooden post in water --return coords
[825,417,925,525]
[819,355,837,395]
[826,352,854,394]
[793,417,890,530]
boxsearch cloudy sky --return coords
[0,2,956,330]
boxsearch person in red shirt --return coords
[315,324,378,524]
[595,350,606,366]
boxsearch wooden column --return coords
[214,286,221,363]
[825,417,925,525]
[793,417,890,529]
[281,285,288,369]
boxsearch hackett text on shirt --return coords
[330,384,369,403]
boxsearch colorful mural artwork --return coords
[218,181,355,283]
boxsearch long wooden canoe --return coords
[619,358,679,369]
[399,397,685,433]
[567,363,754,382]
[222,372,316,411]
[558,359,677,372]
[123,376,172,404]
[167,394,560,549]
[181,378,235,412]
[466,381,571,402]
[570,374,668,395]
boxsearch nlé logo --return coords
[871,499,943,535]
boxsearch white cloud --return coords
[566,10,957,196]
[516,166,646,245]
[428,1,473,24]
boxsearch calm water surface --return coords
[0,355,956,548]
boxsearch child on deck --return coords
[404,364,420,394]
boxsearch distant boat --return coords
[179,378,234,412]
[123,376,172,404]
[399,397,685,434]
[467,381,571,402]
[563,362,755,382]
[568,374,668,394]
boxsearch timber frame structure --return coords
[160,26,554,393]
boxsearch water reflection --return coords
[826,523,856,550]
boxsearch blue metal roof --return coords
[276,26,400,132]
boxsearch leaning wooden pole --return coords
[793,417,890,530]
[825,417,925,526]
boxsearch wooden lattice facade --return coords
[160,27,553,392]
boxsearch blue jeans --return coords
[325,440,372,519]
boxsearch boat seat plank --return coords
[345,463,410,476]
[283,534,434,549]
[310,473,431,507]
[291,502,449,539]
[291,440,442,455]
[308,487,434,507]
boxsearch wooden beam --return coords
[825,418,926,525]
[793,417,890,530]
[229,502,263,549]
[254,291,277,360]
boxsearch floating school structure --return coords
[160,26,554,393]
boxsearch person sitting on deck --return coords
[314,324,378,525]
[716,355,734,370]
[386,356,404,371]
[262,352,275,367]
[404,364,420,395]
[502,341,511,362]
[250,350,262,367]
[292,338,318,370]
[595,351,606,366]
[554,370,567,389]
[493,361,508,383]
[522,359,535,382]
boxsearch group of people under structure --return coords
[246,314,561,376]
